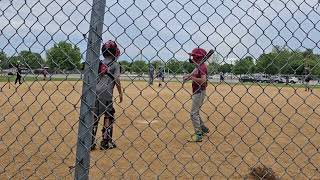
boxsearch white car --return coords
[288,77,299,84]
[271,76,286,83]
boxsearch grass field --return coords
[0,80,319,179]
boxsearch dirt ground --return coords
[0,80,319,179]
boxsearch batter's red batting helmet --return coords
[188,48,207,62]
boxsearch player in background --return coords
[43,67,49,80]
[15,64,22,85]
[149,64,154,85]
[220,72,224,82]
[305,74,312,92]
[157,67,164,87]
[91,40,123,150]
[183,48,210,142]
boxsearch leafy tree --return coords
[255,53,278,75]
[0,51,9,69]
[47,41,81,71]
[272,45,285,53]
[166,59,184,74]
[207,62,220,75]
[280,51,304,75]
[8,51,44,69]
[219,63,233,73]
[151,60,164,69]
[118,60,131,73]
[303,48,313,59]
[18,51,44,69]
[256,46,291,75]
[255,46,320,75]
[303,50,320,75]
[233,56,255,75]
[182,61,195,73]
[8,56,20,68]
[131,60,147,74]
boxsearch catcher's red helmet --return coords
[188,48,207,62]
[101,40,120,58]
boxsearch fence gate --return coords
[0,0,320,179]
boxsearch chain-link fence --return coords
[1,0,320,179]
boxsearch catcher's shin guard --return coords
[103,115,115,142]
[106,124,113,142]
[91,117,99,145]
[102,127,107,141]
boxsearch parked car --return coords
[256,76,271,83]
[288,77,299,84]
[271,76,286,83]
[239,75,256,83]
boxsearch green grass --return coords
[0,76,81,82]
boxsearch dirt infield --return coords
[0,81,319,179]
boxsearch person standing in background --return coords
[157,67,164,87]
[305,74,312,92]
[149,64,154,85]
[43,67,49,80]
[15,64,22,85]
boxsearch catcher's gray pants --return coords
[190,91,206,133]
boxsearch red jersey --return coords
[192,63,207,93]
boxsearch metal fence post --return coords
[74,0,106,179]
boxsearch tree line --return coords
[232,46,320,76]
[120,46,320,76]
[1,43,319,75]
[0,41,81,72]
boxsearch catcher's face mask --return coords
[101,40,121,59]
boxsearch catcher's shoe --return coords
[100,140,110,150]
[90,143,97,151]
[201,126,210,135]
[108,141,117,149]
[188,132,203,142]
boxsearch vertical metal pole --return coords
[75,0,106,179]
[140,50,143,80]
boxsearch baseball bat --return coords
[198,49,214,66]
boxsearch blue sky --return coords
[0,0,320,64]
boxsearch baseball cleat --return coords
[201,126,210,135]
[100,140,110,150]
[188,133,203,142]
[108,141,117,149]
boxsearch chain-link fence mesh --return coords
[1,0,320,179]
